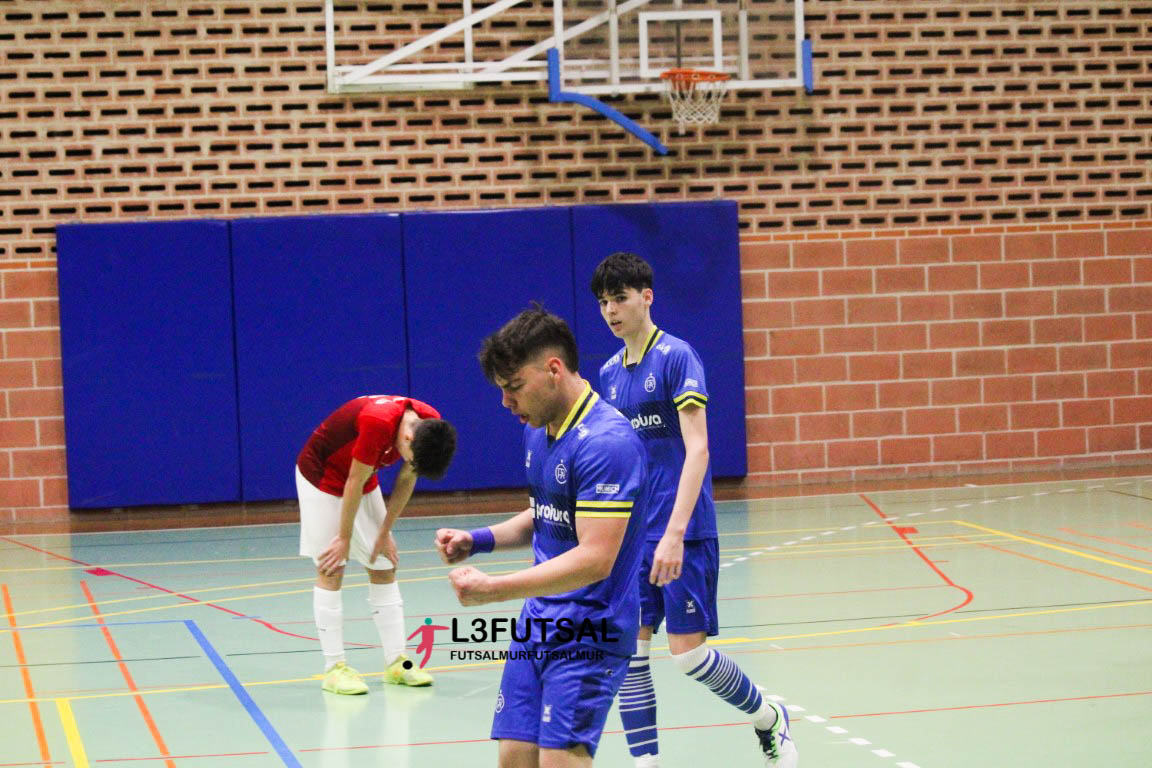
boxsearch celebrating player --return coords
[435,307,647,768]
[592,252,797,767]
[296,395,456,694]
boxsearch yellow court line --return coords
[3,558,533,622]
[717,519,957,538]
[719,532,1001,555]
[954,521,1152,576]
[0,545,454,574]
[56,699,91,768]
[0,568,526,632]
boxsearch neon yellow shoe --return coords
[384,654,433,687]
[321,662,369,695]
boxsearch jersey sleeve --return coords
[352,400,401,466]
[668,344,709,411]
[409,398,441,420]
[573,432,645,520]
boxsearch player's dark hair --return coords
[478,305,579,383]
[409,418,456,480]
[589,251,653,297]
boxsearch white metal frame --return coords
[324,0,806,95]
[637,11,723,79]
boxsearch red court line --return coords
[858,495,974,622]
[830,690,1152,719]
[1058,527,1152,554]
[966,537,1152,593]
[1022,529,1152,566]
[80,581,177,768]
[1127,522,1152,531]
[2,584,53,766]
[0,535,361,646]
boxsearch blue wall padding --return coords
[571,201,748,477]
[402,208,576,491]
[56,220,240,507]
[230,214,408,501]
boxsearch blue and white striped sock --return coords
[672,643,775,729]
[618,639,659,760]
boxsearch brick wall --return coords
[1,1,1150,519]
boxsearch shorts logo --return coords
[685,378,699,388]
[610,385,617,400]
[686,600,696,614]
[525,449,532,468]
[542,703,552,723]
[555,460,568,485]
[595,483,620,494]
[644,373,656,393]
[495,690,505,713]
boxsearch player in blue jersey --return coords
[592,252,797,768]
[434,307,648,768]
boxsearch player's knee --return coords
[497,739,538,768]
[670,641,710,676]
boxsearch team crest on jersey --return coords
[555,460,568,484]
[644,373,656,392]
[610,385,617,400]
[525,449,532,468]
[495,690,505,713]
[656,343,672,355]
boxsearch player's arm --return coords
[451,514,628,605]
[648,404,709,586]
[317,457,375,574]
[370,462,418,564]
[434,506,534,564]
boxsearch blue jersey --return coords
[599,327,718,542]
[521,383,648,658]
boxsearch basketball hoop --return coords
[659,68,731,135]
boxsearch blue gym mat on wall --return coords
[55,201,745,508]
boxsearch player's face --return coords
[598,287,652,339]
[494,359,562,428]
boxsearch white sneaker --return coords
[754,690,798,767]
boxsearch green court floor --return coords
[3,475,1150,767]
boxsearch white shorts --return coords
[296,467,395,571]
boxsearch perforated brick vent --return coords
[1,1,1150,258]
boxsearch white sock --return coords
[635,755,660,768]
[313,586,345,671]
[368,581,406,666]
[752,695,779,732]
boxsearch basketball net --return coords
[660,68,731,135]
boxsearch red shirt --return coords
[297,396,440,496]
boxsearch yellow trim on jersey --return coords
[575,510,633,518]
[575,500,634,508]
[676,397,708,411]
[623,326,663,367]
[673,390,708,404]
[554,382,597,441]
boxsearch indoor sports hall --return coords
[2,2,1150,767]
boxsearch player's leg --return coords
[665,539,796,766]
[352,488,432,687]
[618,543,661,767]
[538,745,593,768]
[498,740,540,768]
[296,468,368,694]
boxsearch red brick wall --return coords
[1,1,1150,519]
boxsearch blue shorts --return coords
[638,537,720,636]
[490,640,631,757]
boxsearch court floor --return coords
[2,475,1151,767]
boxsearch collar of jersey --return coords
[552,381,597,441]
[623,326,663,367]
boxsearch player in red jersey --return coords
[296,395,456,694]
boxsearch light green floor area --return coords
[2,476,1150,767]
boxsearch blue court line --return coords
[184,619,302,768]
